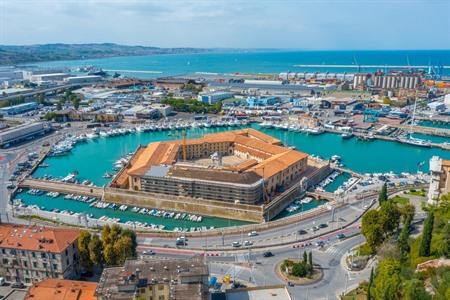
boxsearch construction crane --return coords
[171,128,203,161]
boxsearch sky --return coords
[0,0,449,50]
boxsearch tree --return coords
[398,215,412,261]
[114,236,134,265]
[367,267,374,300]
[403,279,431,300]
[121,229,137,256]
[88,234,103,266]
[308,251,313,269]
[78,231,92,271]
[101,225,112,248]
[372,259,401,300]
[56,101,62,110]
[103,244,116,266]
[362,210,384,253]
[303,251,307,264]
[378,182,388,205]
[380,201,401,234]
[437,223,450,258]
[399,203,415,224]
[419,211,434,257]
[292,262,307,277]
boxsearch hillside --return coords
[0,43,211,65]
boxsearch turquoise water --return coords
[411,133,449,144]
[419,120,450,130]
[32,125,450,187]
[324,173,352,193]
[257,127,449,173]
[15,190,249,230]
[30,50,450,78]
[273,199,328,220]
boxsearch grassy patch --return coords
[341,282,368,300]
[406,189,426,197]
[357,243,375,256]
[392,195,410,205]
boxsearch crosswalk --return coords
[325,245,347,258]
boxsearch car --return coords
[142,250,155,255]
[315,240,325,247]
[287,281,295,287]
[0,277,5,286]
[175,238,187,246]
[311,226,319,232]
[336,233,346,239]
[232,241,241,248]
[298,229,307,235]
[263,251,274,257]
[248,231,258,237]
[243,240,253,246]
[319,223,328,229]
[11,282,25,289]
[6,184,16,189]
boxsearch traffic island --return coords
[275,259,323,285]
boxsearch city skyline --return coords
[1,0,449,50]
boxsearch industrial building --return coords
[64,75,103,84]
[0,122,51,148]
[113,129,308,204]
[197,91,233,104]
[0,102,38,115]
[353,73,421,90]
[95,258,209,300]
[0,225,81,284]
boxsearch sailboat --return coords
[397,99,431,148]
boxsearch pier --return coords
[389,124,450,137]
[19,179,104,198]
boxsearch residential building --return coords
[25,279,97,300]
[0,225,80,284]
[428,156,450,204]
[211,285,293,300]
[95,257,209,300]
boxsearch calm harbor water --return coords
[30,50,450,78]
[19,124,449,228]
[419,120,450,130]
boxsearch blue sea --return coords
[28,50,450,78]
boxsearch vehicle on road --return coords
[175,238,187,246]
[232,241,241,248]
[11,282,25,289]
[142,250,155,255]
[315,240,325,247]
[319,223,328,228]
[243,240,253,246]
[311,226,319,232]
[248,231,258,237]
[263,251,274,257]
[336,233,346,239]
[298,229,307,235]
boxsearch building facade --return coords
[0,225,80,285]
[428,156,450,204]
[118,129,308,204]
[0,122,51,148]
[96,258,209,300]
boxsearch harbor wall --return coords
[103,187,265,223]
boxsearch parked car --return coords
[0,277,5,286]
[11,282,25,289]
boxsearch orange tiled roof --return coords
[0,225,79,253]
[25,279,97,300]
[127,129,307,179]
[442,159,450,167]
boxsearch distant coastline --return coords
[0,43,219,66]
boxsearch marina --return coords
[13,120,448,230]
